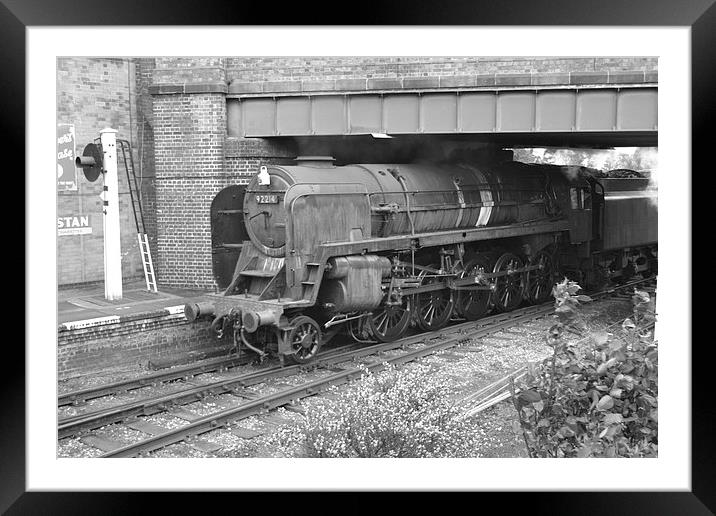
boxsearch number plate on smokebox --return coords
[256,194,279,204]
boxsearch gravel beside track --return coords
[207,295,637,459]
[57,279,653,458]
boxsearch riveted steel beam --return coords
[228,86,657,145]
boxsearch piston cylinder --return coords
[325,255,391,279]
[320,255,391,312]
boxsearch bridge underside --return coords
[228,86,657,148]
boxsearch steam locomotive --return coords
[184,155,657,364]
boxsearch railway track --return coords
[58,340,368,408]
[58,277,655,458]
[58,343,365,438]
[58,354,252,407]
[58,303,551,439]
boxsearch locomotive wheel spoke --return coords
[414,264,454,331]
[454,255,493,321]
[286,316,322,364]
[502,289,511,307]
[368,297,411,343]
[380,313,392,333]
[525,250,556,304]
[492,253,525,312]
[375,312,389,332]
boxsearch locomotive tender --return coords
[185,155,657,364]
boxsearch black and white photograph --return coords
[12,19,704,510]
[54,55,661,461]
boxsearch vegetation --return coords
[511,279,658,458]
[272,363,480,458]
[512,147,658,175]
[261,277,657,459]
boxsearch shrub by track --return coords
[58,277,655,458]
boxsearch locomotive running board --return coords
[317,220,570,257]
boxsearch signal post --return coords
[76,127,123,300]
[99,128,122,300]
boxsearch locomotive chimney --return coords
[294,156,335,168]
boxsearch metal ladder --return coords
[137,233,157,293]
[117,139,157,293]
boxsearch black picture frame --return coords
[8,1,707,513]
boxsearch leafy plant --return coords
[275,363,480,458]
[511,279,658,458]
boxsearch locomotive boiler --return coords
[185,156,657,364]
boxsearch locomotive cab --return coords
[562,171,594,246]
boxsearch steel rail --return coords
[317,304,554,368]
[58,303,544,438]
[58,339,368,408]
[315,276,655,370]
[100,306,561,458]
[58,364,299,439]
[100,279,654,457]
[68,277,654,453]
[58,354,252,407]
[459,318,658,419]
[59,304,554,430]
[58,342,365,438]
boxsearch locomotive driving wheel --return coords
[286,315,322,364]
[368,295,411,343]
[525,250,556,304]
[414,264,454,331]
[454,254,493,321]
[348,315,376,344]
[492,252,526,312]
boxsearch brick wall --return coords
[57,313,219,380]
[151,58,296,289]
[225,56,658,84]
[135,58,159,265]
[152,97,295,289]
[147,56,657,289]
[153,91,227,289]
[224,137,296,181]
[57,58,150,286]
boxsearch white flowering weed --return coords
[279,363,482,457]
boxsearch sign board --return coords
[58,215,92,236]
[57,124,77,191]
